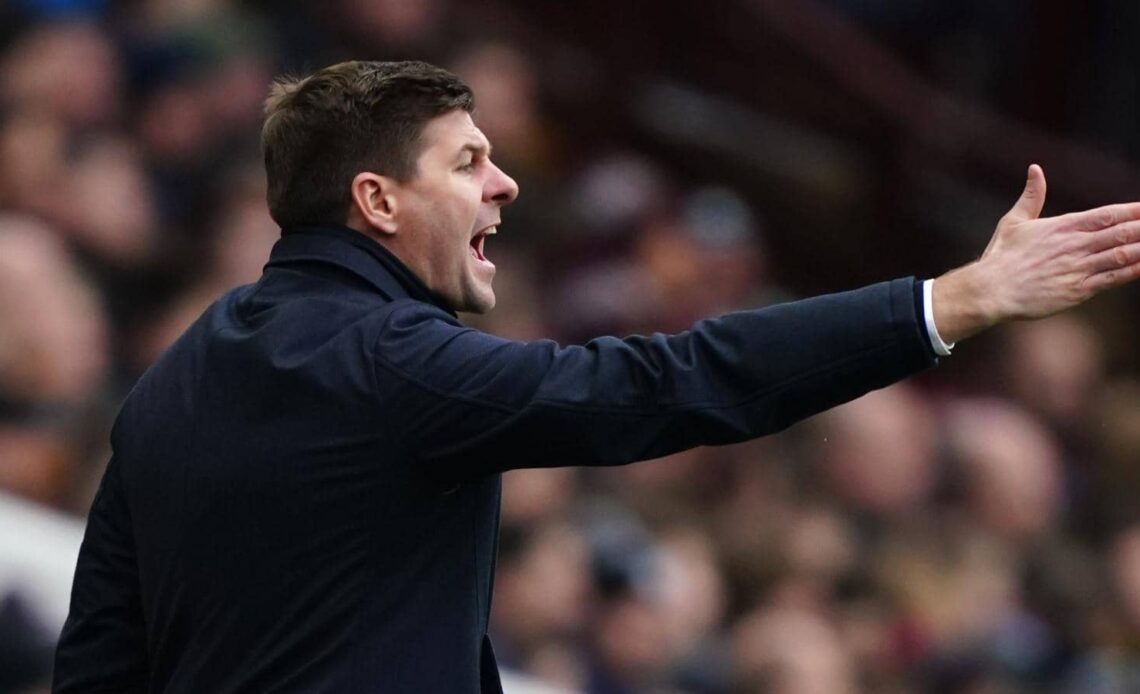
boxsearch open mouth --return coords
[470,226,497,263]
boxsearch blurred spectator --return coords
[0,21,121,128]
[331,0,450,59]
[0,216,107,506]
[1093,381,1140,531]
[452,42,555,176]
[1002,314,1106,444]
[945,399,1064,540]
[733,603,856,694]
[59,135,159,268]
[0,111,68,219]
[588,591,673,693]
[492,520,591,690]
[0,216,108,408]
[655,525,731,689]
[1110,526,1140,632]
[501,467,579,525]
[816,383,939,517]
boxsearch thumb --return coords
[1007,164,1047,221]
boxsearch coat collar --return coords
[266,224,457,317]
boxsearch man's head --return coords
[261,60,518,313]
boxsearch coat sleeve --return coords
[53,455,149,693]
[372,278,937,482]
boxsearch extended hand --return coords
[933,165,1140,344]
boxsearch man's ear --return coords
[349,172,399,235]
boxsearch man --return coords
[54,60,1140,692]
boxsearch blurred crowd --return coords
[3,1,1140,692]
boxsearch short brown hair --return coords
[260,60,474,228]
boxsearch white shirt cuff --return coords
[923,279,954,357]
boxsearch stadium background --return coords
[3,0,1140,692]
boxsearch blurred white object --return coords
[0,491,83,634]
[500,669,580,694]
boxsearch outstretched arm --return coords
[934,165,1140,342]
[378,278,936,481]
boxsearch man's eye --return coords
[458,161,475,172]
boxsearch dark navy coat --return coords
[54,224,937,692]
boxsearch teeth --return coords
[484,226,497,236]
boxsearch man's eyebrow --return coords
[458,141,491,158]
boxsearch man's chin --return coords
[456,288,496,315]
[468,295,496,314]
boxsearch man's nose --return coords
[485,162,519,205]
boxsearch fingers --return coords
[1063,202,1140,232]
[1007,164,1048,221]
[1085,220,1140,253]
[1085,240,1140,274]
[1083,258,1140,292]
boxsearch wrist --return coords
[931,262,1004,344]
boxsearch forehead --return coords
[419,109,488,154]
